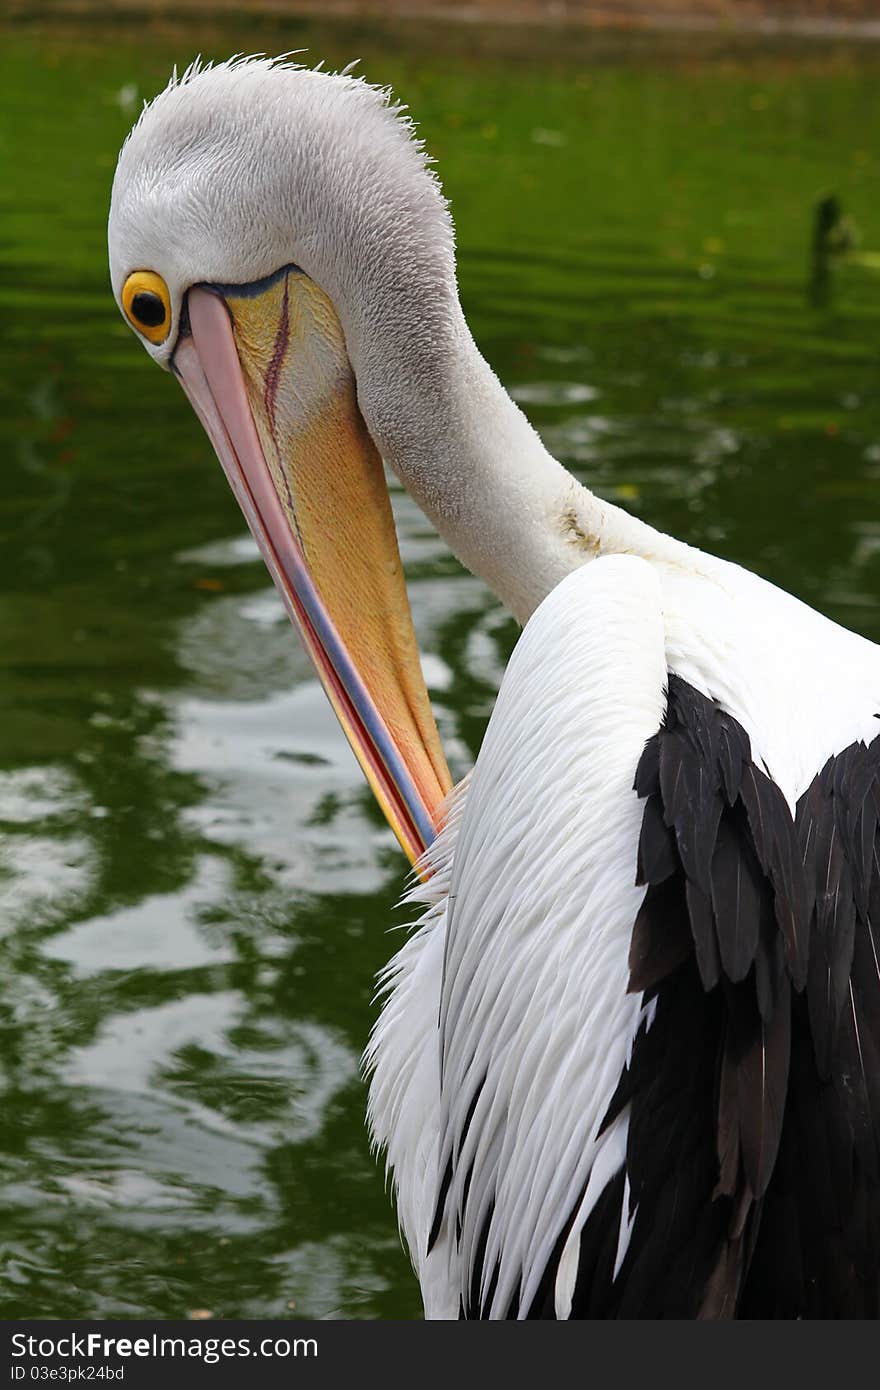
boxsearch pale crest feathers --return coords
[108,55,611,625]
[108,56,456,368]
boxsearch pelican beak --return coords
[173,265,451,866]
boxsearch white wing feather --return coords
[368,555,669,1316]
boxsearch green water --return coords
[2,13,880,1320]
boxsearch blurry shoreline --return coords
[9,0,880,43]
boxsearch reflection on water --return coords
[2,17,880,1318]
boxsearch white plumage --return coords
[368,546,880,1317]
[109,56,880,1319]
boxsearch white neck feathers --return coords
[352,300,665,624]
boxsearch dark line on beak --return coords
[264,275,290,434]
[260,275,302,546]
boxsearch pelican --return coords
[108,56,880,1318]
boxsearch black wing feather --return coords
[576,676,878,1316]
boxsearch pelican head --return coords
[108,57,459,861]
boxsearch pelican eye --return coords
[131,292,165,326]
[122,270,171,345]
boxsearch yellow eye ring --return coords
[122,270,171,345]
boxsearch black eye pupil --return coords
[131,291,166,328]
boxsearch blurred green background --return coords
[2,7,880,1319]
